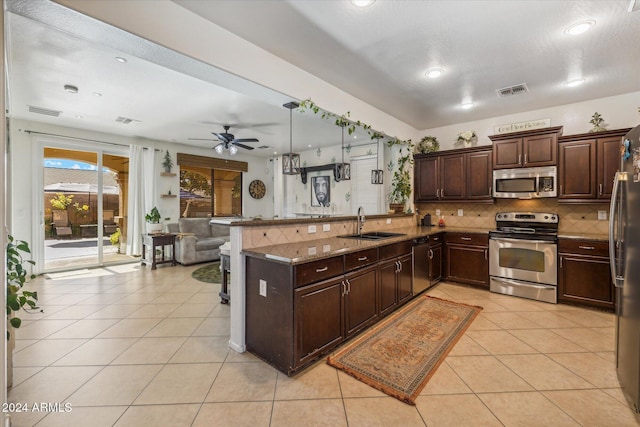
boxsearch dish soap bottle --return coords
[438,215,446,227]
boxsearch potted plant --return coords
[387,139,414,213]
[6,235,41,386]
[145,207,169,234]
[162,150,174,173]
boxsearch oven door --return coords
[489,237,557,286]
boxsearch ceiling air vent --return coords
[496,83,529,98]
[28,105,61,117]
[115,116,140,124]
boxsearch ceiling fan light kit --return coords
[371,137,383,184]
[282,101,301,175]
[335,124,351,181]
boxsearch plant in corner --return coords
[6,235,41,339]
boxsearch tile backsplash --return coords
[416,199,609,235]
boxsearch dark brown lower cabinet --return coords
[344,266,379,337]
[294,277,345,367]
[379,246,413,317]
[445,233,489,288]
[558,239,614,310]
[429,243,443,285]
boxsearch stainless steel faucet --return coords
[357,206,365,236]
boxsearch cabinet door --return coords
[344,266,378,337]
[523,133,557,167]
[465,150,493,200]
[294,278,345,367]
[597,136,622,199]
[440,154,465,200]
[493,138,522,169]
[559,254,614,310]
[446,244,489,288]
[558,140,596,199]
[397,254,413,305]
[379,259,398,317]
[415,156,439,201]
[429,243,443,285]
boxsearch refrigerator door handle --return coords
[609,171,623,288]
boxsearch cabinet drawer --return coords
[559,239,608,257]
[430,233,444,245]
[379,240,413,260]
[344,248,378,272]
[445,232,488,246]
[295,256,344,287]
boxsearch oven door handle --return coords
[490,237,554,245]
[491,277,556,290]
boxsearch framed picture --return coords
[311,175,331,207]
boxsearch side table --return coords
[141,233,177,270]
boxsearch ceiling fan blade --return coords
[232,138,259,143]
[232,142,255,150]
[212,133,229,142]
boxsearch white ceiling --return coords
[5,0,640,158]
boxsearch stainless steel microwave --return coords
[493,166,557,199]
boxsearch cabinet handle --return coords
[341,280,346,296]
[485,249,488,260]
[398,261,402,272]
[599,184,603,195]
[346,278,351,294]
[358,256,368,261]
[560,256,563,268]
[436,189,440,198]
[433,237,439,241]
[578,246,595,250]
[518,154,522,165]
[559,185,563,195]
[441,188,444,197]
[524,154,528,165]
[461,237,472,241]
[428,249,434,259]
[395,260,400,273]
[316,266,328,273]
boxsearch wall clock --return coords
[249,179,266,199]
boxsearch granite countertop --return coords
[242,225,492,265]
[558,232,609,242]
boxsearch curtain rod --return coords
[21,129,160,150]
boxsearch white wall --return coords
[8,119,272,253]
[420,91,640,151]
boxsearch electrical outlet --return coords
[259,279,267,297]
[598,210,607,220]
[458,209,464,217]
[386,218,392,224]
[323,244,331,252]
[308,225,316,233]
[323,224,330,232]
[435,209,441,216]
[307,246,317,256]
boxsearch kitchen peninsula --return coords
[230,213,491,374]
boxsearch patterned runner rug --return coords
[327,295,482,405]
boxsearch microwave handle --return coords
[535,175,539,196]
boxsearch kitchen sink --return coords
[338,231,406,240]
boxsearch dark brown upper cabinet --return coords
[490,126,562,169]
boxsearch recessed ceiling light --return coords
[115,56,128,63]
[564,20,595,35]
[566,78,585,87]
[460,102,474,110]
[425,68,444,78]
[93,92,102,97]
[64,84,78,94]
[351,0,375,7]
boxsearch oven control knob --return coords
[544,215,549,219]
[551,216,557,220]
[497,214,502,219]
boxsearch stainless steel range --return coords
[489,212,559,303]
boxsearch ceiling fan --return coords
[189,125,258,155]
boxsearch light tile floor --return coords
[7,263,640,426]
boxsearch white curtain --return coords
[126,145,157,255]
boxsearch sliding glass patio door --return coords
[37,139,133,272]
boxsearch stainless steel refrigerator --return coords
[610,124,640,413]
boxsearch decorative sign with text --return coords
[494,118,551,134]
